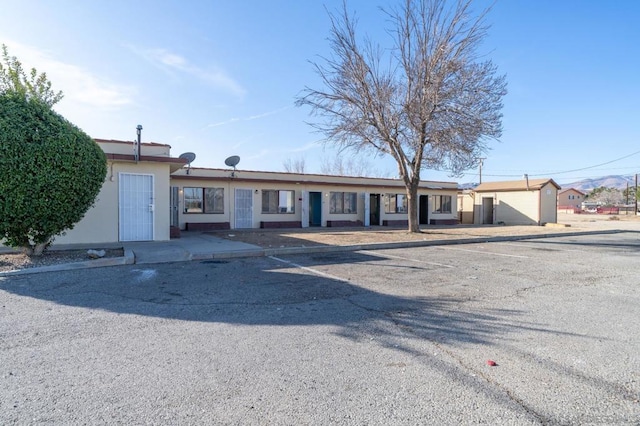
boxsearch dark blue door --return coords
[309,192,322,226]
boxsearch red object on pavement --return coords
[486,360,497,366]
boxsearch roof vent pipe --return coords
[135,124,143,163]
[523,173,530,191]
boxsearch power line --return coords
[462,148,640,179]
[528,148,640,177]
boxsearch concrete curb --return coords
[193,249,266,260]
[0,228,628,275]
[0,249,135,277]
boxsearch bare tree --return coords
[297,0,506,232]
[320,154,365,176]
[587,187,623,206]
[283,156,307,173]
[320,153,390,178]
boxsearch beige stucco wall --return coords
[472,186,559,225]
[539,183,558,224]
[457,191,474,224]
[170,174,458,229]
[55,161,171,245]
[474,190,540,225]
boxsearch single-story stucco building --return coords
[170,167,459,232]
[11,139,459,246]
[470,178,560,225]
[53,139,187,245]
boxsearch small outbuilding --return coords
[472,178,560,225]
[557,188,586,211]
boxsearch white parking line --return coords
[359,250,455,268]
[493,241,586,253]
[269,256,351,283]
[438,246,529,259]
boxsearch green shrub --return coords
[0,95,106,255]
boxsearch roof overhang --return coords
[105,153,187,172]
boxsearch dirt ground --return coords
[207,212,640,249]
[1,212,637,273]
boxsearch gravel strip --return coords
[0,248,124,273]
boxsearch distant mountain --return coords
[458,175,637,192]
[560,175,635,192]
[458,182,478,190]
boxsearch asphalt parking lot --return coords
[1,231,639,424]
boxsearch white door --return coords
[119,173,154,241]
[363,192,370,226]
[301,190,309,228]
[234,188,253,228]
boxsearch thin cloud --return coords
[246,105,291,120]
[246,142,320,161]
[208,117,241,128]
[206,105,291,128]
[245,148,271,161]
[288,141,321,153]
[2,39,135,109]
[134,46,246,98]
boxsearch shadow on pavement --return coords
[3,249,622,422]
[0,251,587,349]
[519,231,640,252]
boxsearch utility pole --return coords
[478,158,486,184]
[636,174,638,216]
[626,181,629,215]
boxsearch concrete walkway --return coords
[123,232,263,264]
[0,232,263,276]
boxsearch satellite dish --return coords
[225,155,241,177]
[179,152,196,174]
[225,155,240,168]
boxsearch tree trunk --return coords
[22,242,49,257]
[406,182,420,233]
[33,242,48,256]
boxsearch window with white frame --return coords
[384,193,407,213]
[432,195,452,213]
[262,190,295,214]
[184,187,224,213]
[330,192,357,214]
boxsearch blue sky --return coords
[2,0,639,184]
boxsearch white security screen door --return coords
[301,191,309,228]
[119,173,154,241]
[363,192,370,227]
[234,188,253,228]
